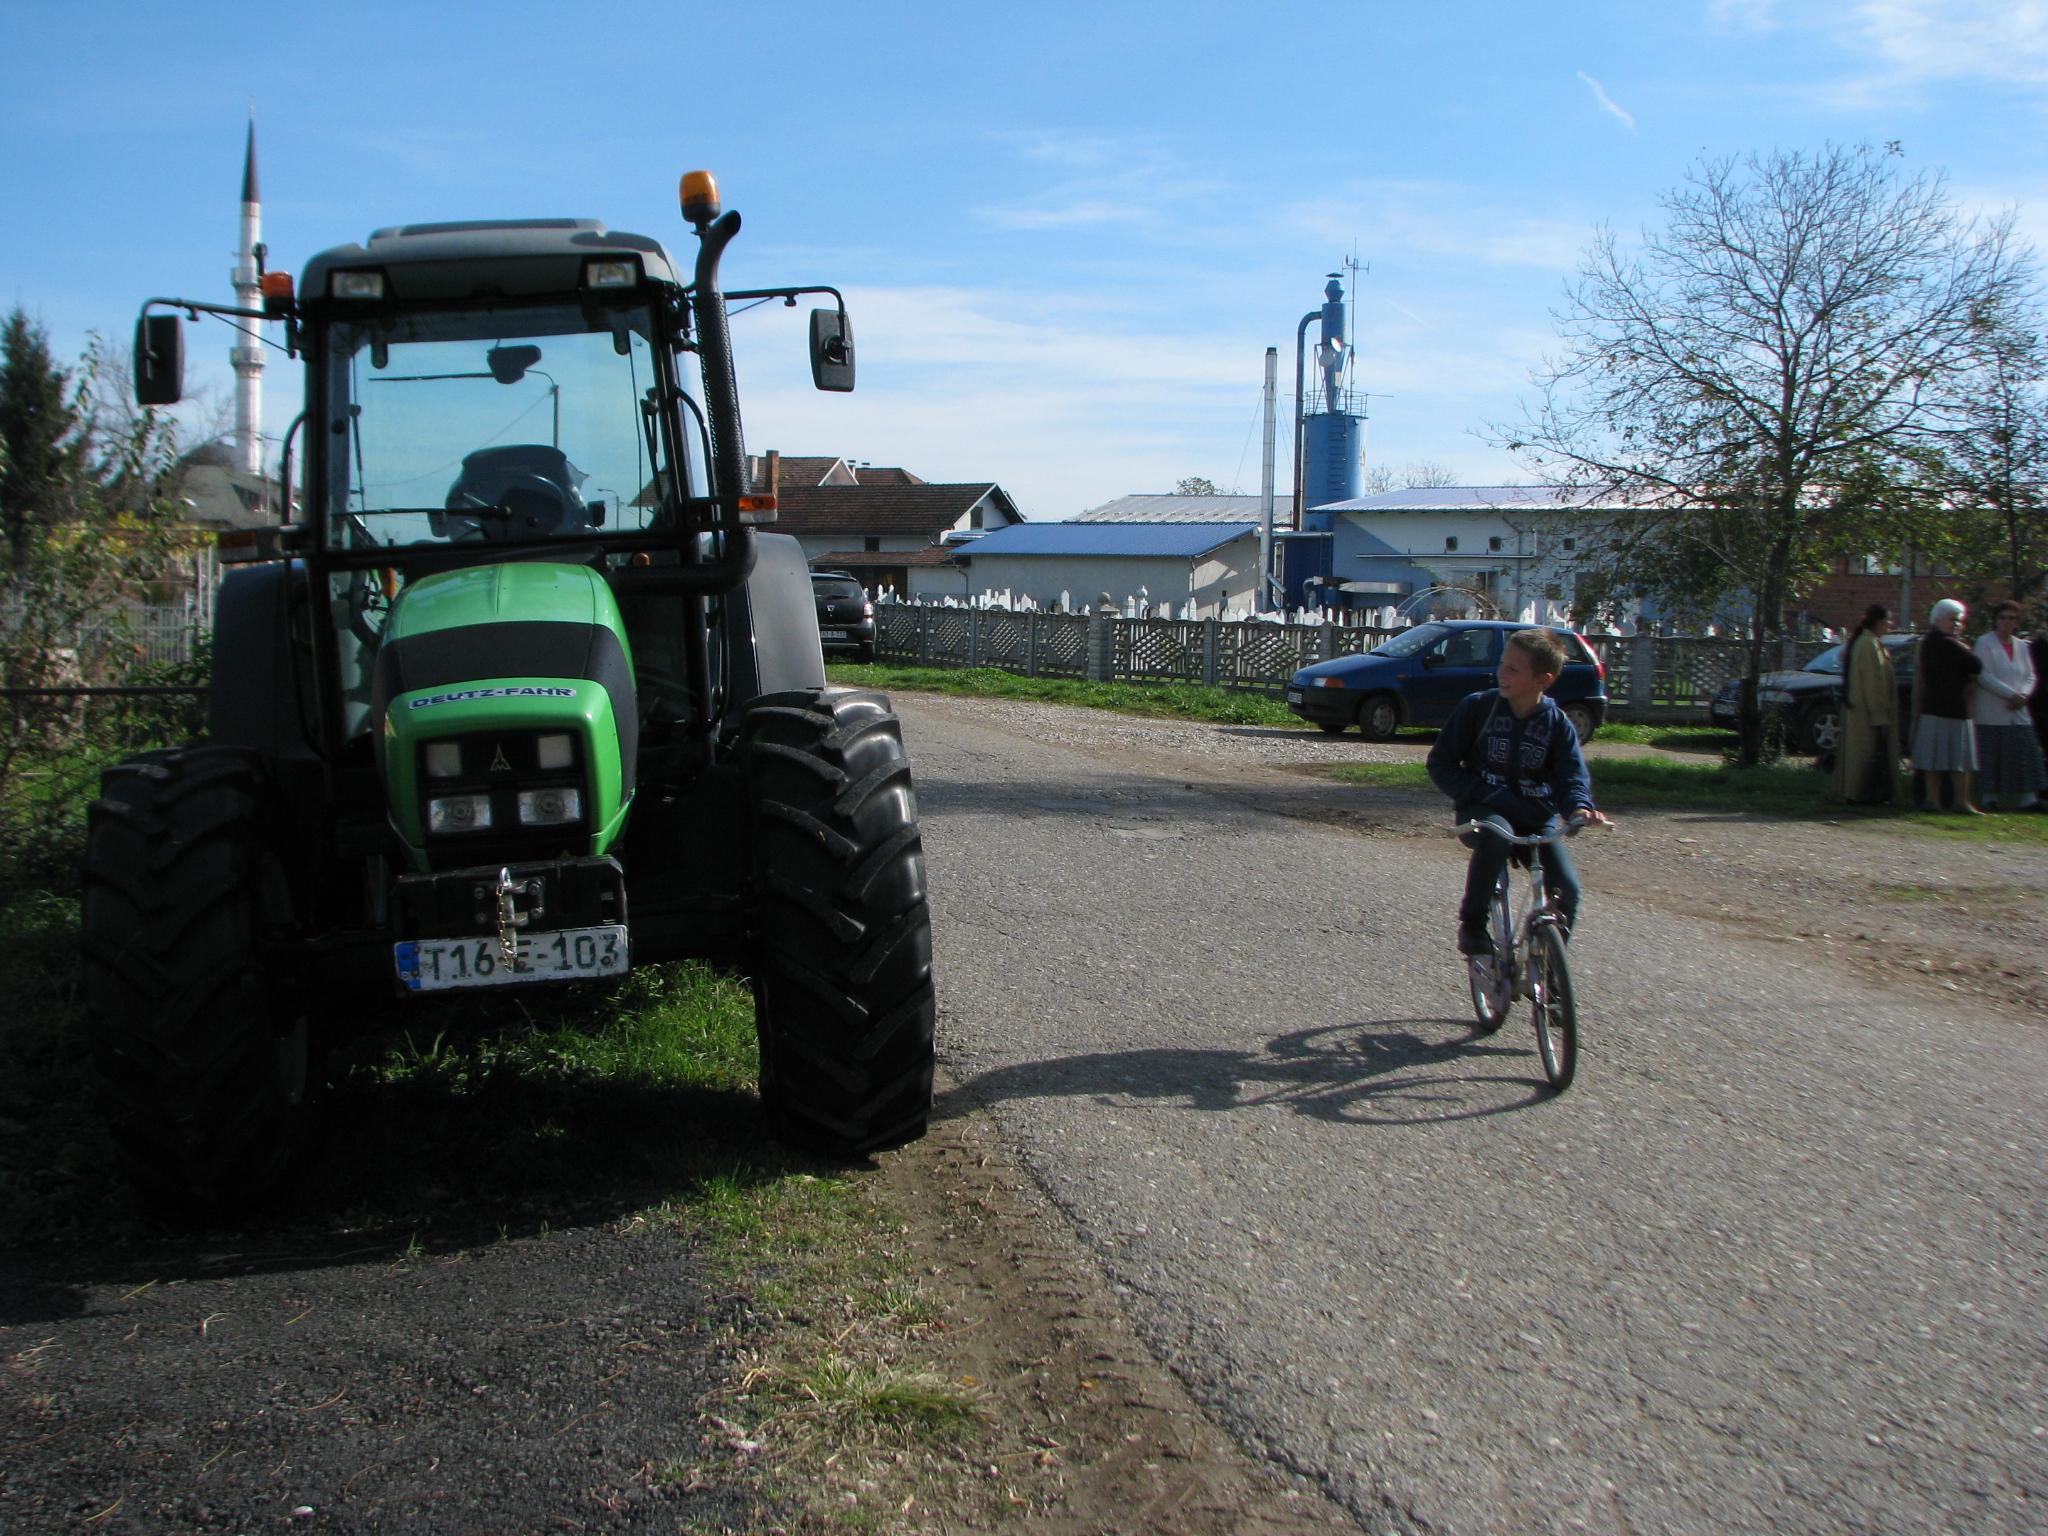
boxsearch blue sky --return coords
[4,0,2046,519]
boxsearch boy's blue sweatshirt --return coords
[1426,688,1595,832]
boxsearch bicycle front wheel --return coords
[1530,922,1577,1090]
[1467,872,1514,1035]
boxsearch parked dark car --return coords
[1708,633,1917,754]
[1285,620,1609,740]
[811,570,876,661]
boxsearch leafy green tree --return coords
[1509,144,2034,763]
[1174,476,1218,496]
[0,309,87,568]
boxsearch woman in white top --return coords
[1973,601,2045,812]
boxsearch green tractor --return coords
[88,172,935,1214]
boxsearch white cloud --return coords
[1717,0,2048,99]
[1576,71,1639,131]
[1283,181,1589,272]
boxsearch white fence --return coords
[874,601,1831,723]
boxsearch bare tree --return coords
[1508,143,2034,762]
[1362,460,1461,494]
[1936,315,2048,605]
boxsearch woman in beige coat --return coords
[1836,603,1903,806]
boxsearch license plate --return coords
[820,628,848,640]
[394,924,629,992]
[1286,687,1303,704]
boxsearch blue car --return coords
[1285,620,1608,741]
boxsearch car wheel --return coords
[1357,693,1400,741]
[1799,699,1842,756]
[1563,701,1597,743]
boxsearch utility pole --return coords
[1259,347,1277,612]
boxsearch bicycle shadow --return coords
[946,1016,1556,1129]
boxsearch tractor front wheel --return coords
[740,689,936,1158]
[81,747,319,1217]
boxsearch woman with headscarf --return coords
[1835,603,1903,806]
[1972,600,2044,812]
[1913,599,1998,815]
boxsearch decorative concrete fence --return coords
[873,603,1833,724]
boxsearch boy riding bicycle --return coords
[1426,628,1611,955]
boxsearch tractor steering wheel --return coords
[448,471,578,541]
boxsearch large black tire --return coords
[81,747,320,1216]
[739,689,935,1157]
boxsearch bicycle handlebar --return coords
[1450,818,1599,845]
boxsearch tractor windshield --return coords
[322,302,682,552]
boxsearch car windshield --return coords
[1371,622,1451,659]
[322,301,679,552]
[1804,645,1846,674]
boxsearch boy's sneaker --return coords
[1457,922,1492,956]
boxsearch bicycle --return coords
[1451,818,1591,1091]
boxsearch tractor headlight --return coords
[329,269,386,300]
[536,732,574,770]
[427,794,494,833]
[517,787,582,827]
[424,741,463,778]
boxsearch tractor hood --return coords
[371,562,638,868]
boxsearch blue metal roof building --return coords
[957,521,1264,616]
[962,522,1257,558]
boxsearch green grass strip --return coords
[1322,758,2048,840]
[828,662,1297,727]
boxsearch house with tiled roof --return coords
[780,482,1022,598]
[737,455,1021,598]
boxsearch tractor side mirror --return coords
[134,314,184,406]
[809,307,854,392]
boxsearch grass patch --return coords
[1320,756,2048,840]
[827,661,1297,727]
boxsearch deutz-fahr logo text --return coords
[407,686,578,710]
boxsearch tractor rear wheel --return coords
[740,689,935,1158]
[81,747,319,1216]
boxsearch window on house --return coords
[1562,537,1577,552]
[864,536,881,552]
[1487,535,1503,552]
[970,505,984,529]
[1445,536,1459,552]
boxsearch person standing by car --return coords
[1836,603,1904,806]
[1972,600,2044,812]
[2029,618,2048,762]
[1427,628,1610,955]
[1913,599,1994,815]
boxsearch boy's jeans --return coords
[1458,815,1582,934]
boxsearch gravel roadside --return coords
[891,692,2048,1021]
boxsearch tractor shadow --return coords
[0,982,805,1325]
[945,1016,1557,1130]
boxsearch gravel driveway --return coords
[905,691,2047,1535]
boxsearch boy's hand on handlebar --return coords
[1568,808,1613,832]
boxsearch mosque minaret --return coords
[230,120,264,476]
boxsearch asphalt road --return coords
[903,695,2046,1536]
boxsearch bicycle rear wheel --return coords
[1529,921,1577,1090]
[1466,871,1514,1034]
